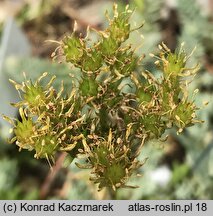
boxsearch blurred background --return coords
[0,0,213,199]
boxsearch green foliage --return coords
[0,158,17,192]
[177,0,213,61]
[171,163,190,185]
[4,56,75,93]
[4,4,201,192]
[0,156,39,199]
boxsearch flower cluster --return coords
[4,73,84,164]
[4,4,201,191]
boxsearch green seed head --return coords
[63,36,84,63]
[34,134,58,159]
[79,76,99,97]
[24,82,45,107]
